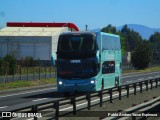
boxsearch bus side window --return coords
[102,61,115,74]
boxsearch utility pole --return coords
[85,25,88,31]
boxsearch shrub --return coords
[131,41,152,69]
[3,55,17,75]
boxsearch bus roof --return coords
[60,31,119,38]
[97,32,120,38]
[60,31,95,36]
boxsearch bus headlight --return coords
[91,80,95,84]
[59,81,63,85]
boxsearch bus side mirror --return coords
[96,50,100,62]
[97,63,100,72]
[51,52,57,67]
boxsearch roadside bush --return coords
[20,56,36,67]
[131,41,152,69]
[3,55,17,75]
[0,58,10,75]
[0,58,3,75]
[24,56,34,67]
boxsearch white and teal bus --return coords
[52,32,122,93]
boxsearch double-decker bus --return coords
[52,31,122,93]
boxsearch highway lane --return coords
[0,71,160,110]
[0,87,59,107]
[122,71,160,84]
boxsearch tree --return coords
[131,41,152,69]
[101,24,117,34]
[0,58,3,75]
[3,55,17,75]
[121,25,143,51]
[117,31,126,55]
[149,32,160,61]
[24,56,34,67]
[149,32,160,43]
[121,25,130,36]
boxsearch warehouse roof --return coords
[7,22,79,31]
[0,22,79,36]
[0,27,68,36]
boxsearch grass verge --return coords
[0,78,56,91]
[123,66,160,74]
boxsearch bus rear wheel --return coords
[63,92,70,97]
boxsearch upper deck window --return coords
[102,35,120,51]
[58,35,97,53]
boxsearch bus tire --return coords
[63,92,70,97]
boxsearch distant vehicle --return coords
[52,31,122,93]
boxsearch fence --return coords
[0,76,160,120]
[1,63,160,84]
[122,62,160,70]
[0,66,55,84]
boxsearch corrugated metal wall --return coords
[0,36,51,60]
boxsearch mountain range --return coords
[91,24,160,40]
[117,24,160,40]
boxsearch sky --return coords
[0,0,160,30]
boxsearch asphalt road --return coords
[0,71,160,111]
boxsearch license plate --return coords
[70,60,81,63]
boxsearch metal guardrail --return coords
[0,77,160,120]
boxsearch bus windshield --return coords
[58,35,96,53]
[57,59,98,79]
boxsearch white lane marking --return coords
[27,119,33,120]
[126,77,144,83]
[122,71,160,78]
[138,78,144,81]
[126,81,132,83]
[59,83,157,111]
[0,106,7,109]
[32,98,48,102]
[0,87,56,99]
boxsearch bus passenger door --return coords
[102,61,115,88]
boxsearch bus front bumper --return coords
[57,79,96,93]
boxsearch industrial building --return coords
[0,22,79,64]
